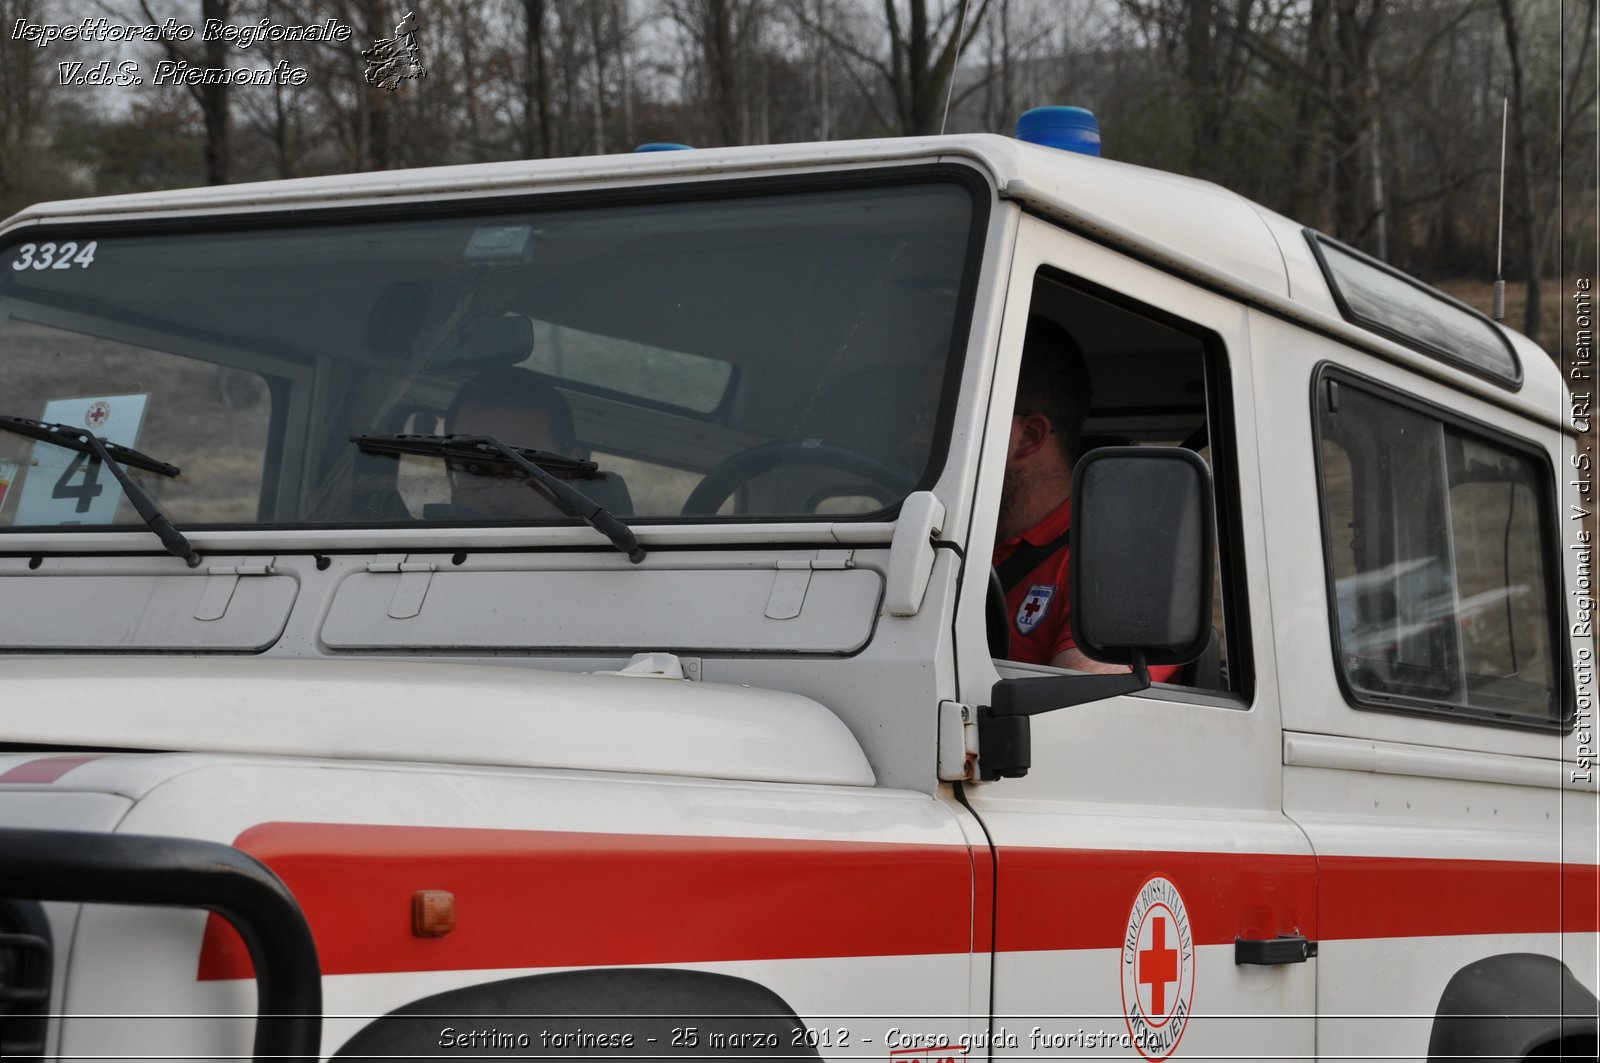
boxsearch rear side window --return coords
[1308,232,1521,387]
[1314,370,1565,728]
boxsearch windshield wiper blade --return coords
[0,414,200,568]
[352,433,598,477]
[352,433,645,564]
[0,415,180,476]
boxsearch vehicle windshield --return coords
[0,175,977,531]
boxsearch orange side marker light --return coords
[412,889,456,937]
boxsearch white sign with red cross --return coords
[12,394,150,527]
[1120,874,1194,1061]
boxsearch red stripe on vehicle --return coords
[970,842,995,954]
[198,822,975,980]
[1318,856,1600,939]
[994,847,1318,951]
[0,754,104,784]
[197,824,1600,981]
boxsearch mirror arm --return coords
[990,649,1150,717]
[976,651,1150,781]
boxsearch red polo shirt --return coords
[992,497,1180,681]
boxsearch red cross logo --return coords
[1023,597,1042,620]
[1139,914,1179,1017]
[85,401,110,428]
[1121,876,1193,1060]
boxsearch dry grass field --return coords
[0,320,269,525]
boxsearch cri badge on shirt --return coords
[1016,583,1056,634]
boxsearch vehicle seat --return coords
[1079,432,1135,452]
[421,470,632,520]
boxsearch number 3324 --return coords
[11,241,97,271]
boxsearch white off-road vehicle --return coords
[0,118,1594,1062]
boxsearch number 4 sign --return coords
[12,394,151,527]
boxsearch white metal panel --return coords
[1256,307,1596,1047]
[0,658,875,785]
[1251,309,1578,761]
[320,566,882,653]
[994,946,1311,1059]
[56,761,979,1062]
[0,572,296,650]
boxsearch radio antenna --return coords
[939,0,974,135]
[1493,96,1508,321]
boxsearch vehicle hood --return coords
[0,658,874,786]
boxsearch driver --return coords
[446,366,578,519]
[994,317,1180,680]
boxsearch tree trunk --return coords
[1366,50,1386,261]
[707,0,740,145]
[813,0,831,139]
[614,0,633,148]
[457,5,483,159]
[1328,0,1382,249]
[1288,0,1332,227]
[199,0,230,183]
[1184,0,1220,173]
[588,0,607,154]
[521,0,553,157]
[0,0,47,192]
[1497,0,1541,344]
[137,0,231,183]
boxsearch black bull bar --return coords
[0,827,322,1062]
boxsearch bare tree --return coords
[0,0,55,204]
[1558,0,1599,281]
[1495,0,1540,342]
[229,0,300,178]
[518,0,555,156]
[799,0,993,135]
[884,0,995,134]
[135,0,232,184]
[663,0,765,146]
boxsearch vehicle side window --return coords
[994,270,1245,696]
[1315,371,1563,727]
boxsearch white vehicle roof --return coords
[3,132,1562,426]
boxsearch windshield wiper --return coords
[0,414,200,568]
[353,433,645,564]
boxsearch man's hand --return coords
[1049,647,1133,674]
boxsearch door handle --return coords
[1234,934,1317,965]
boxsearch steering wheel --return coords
[681,441,914,516]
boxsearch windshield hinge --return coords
[809,549,854,570]
[937,701,979,781]
[765,550,854,620]
[367,554,438,619]
[194,557,277,622]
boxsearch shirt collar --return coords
[1001,496,1072,548]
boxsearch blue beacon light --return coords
[1014,106,1101,157]
[634,143,694,152]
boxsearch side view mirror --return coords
[977,447,1215,780]
[1070,446,1214,665]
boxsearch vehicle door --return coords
[1250,302,1599,1060]
[954,215,1316,1060]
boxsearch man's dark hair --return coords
[1016,316,1092,464]
[447,366,576,451]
